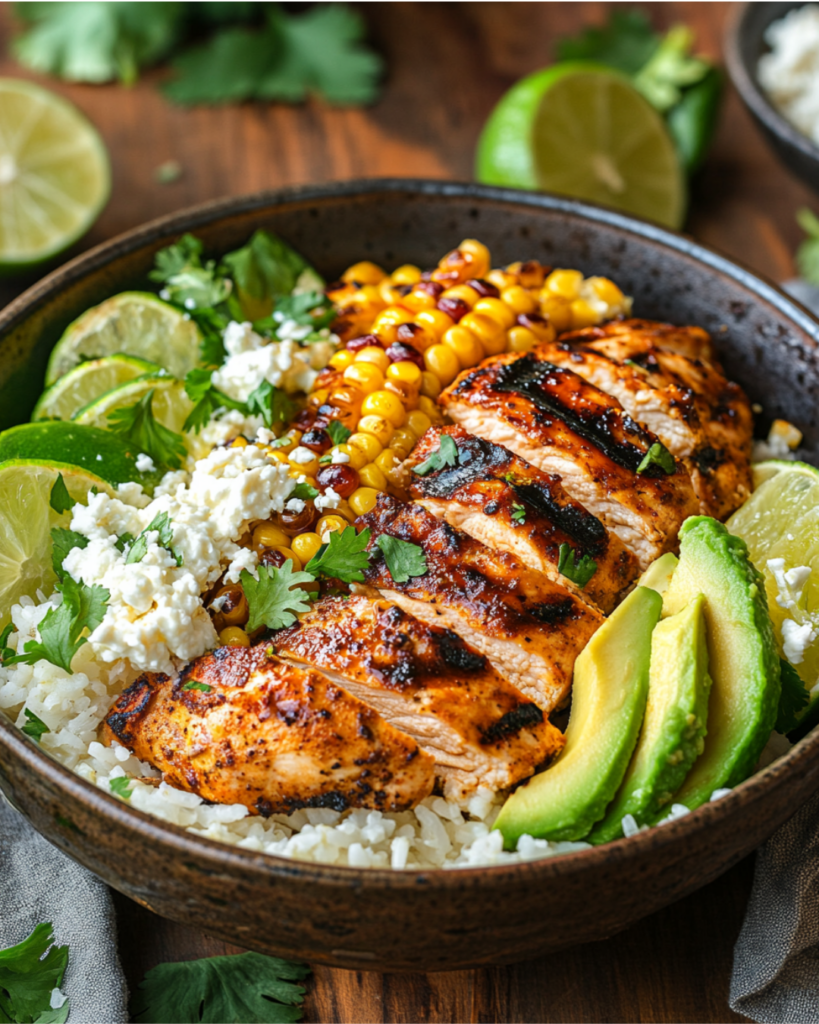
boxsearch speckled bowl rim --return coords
[725,1,819,165]
[1,177,818,890]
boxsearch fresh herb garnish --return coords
[129,950,310,1024]
[223,230,318,311]
[182,367,246,433]
[319,454,333,465]
[412,434,459,476]
[557,543,598,589]
[271,435,293,448]
[246,380,297,429]
[0,922,69,1024]
[50,528,89,581]
[5,577,109,673]
[241,563,314,631]
[636,442,676,475]
[115,532,135,554]
[107,390,187,472]
[49,474,74,515]
[290,482,319,501]
[776,658,809,735]
[21,709,50,742]
[182,680,213,693]
[0,623,15,664]
[511,504,527,524]
[149,232,232,310]
[374,535,428,584]
[304,526,372,584]
[126,512,183,567]
[326,420,352,446]
[109,777,133,800]
[796,208,819,287]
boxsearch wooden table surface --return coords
[1,2,814,1020]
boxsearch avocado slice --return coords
[638,551,679,596]
[587,594,712,844]
[493,585,662,847]
[661,517,781,809]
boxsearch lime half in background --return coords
[0,78,110,271]
[476,63,686,230]
[33,355,160,421]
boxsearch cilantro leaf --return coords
[304,526,372,584]
[130,950,310,1024]
[374,535,427,584]
[636,442,676,475]
[149,232,231,310]
[511,504,527,524]
[107,389,187,472]
[0,922,69,1024]
[246,380,297,429]
[241,564,314,631]
[776,658,809,735]
[115,532,135,554]
[182,367,246,433]
[326,420,352,446]
[149,233,204,282]
[109,777,133,800]
[0,623,15,664]
[50,528,88,581]
[290,482,319,501]
[182,680,212,693]
[189,306,229,367]
[412,434,459,476]
[222,230,314,307]
[21,709,49,742]
[6,577,109,673]
[557,544,598,589]
[797,208,819,287]
[126,512,183,567]
[556,10,659,75]
[49,474,74,515]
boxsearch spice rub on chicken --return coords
[355,495,603,713]
[406,425,639,613]
[275,594,565,800]
[102,646,435,816]
[440,351,699,568]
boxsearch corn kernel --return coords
[274,546,303,571]
[486,269,516,290]
[442,325,485,368]
[342,261,386,285]
[268,450,289,465]
[333,441,367,471]
[570,298,601,330]
[416,309,455,341]
[384,378,419,411]
[507,326,538,352]
[387,360,423,387]
[517,260,548,289]
[355,346,390,372]
[459,239,491,278]
[417,395,442,421]
[270,429,301,455]
[335,500,356,523]
[473,297,516,330]
[389,426,417,450]
[373,306,414,331]
[391,264,423,285]
[328,385,365,420]
[402,289,438,313]
[308,388,330,410]
[220,626,250,648]
[289,451,320,477]
[361,390,406,427]
[379,279,405,305]
[291,532,323,563]
[406,410,432,436]
[501,285,538,315]
[229,436,248,448]
[545,268,583,299]
[343,362,385,395]
[357,414,394,446]
[316,515,347,542]
[252,523,290,550]
[420,371,442,399]
[587,276,625,306]
[424,343,461,385]
[349,486,380,516]
[376,449,403,474]
[441,283,479,308]
[348,431,383,463]
[459,312,506,355]
[539,294,573,333]
[359,463,388,491]
[329,350,355,371]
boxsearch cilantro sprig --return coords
[107,390,187,472]
[109,777,133,800]
[557,544,598,589]
[21,709,50,742]
[636,442,676,476]
[412,434,459,477]
[126,512,183,567]
[511,504,527,524]
[304,526,372,584]
[48,474,75,515]
[0,923,69,1024]
[241,563,314,631]
[51,528,88,581]
[374,535,428,584]
[326,420,352,446]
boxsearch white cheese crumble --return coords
[767,557,818,665]
[135,453,155,473]
[314,487,341,512]
[752,419,803,463]
[210,321,319,403]
[331,449,350,464]
[759,4,819,147]
[288,446,315,465]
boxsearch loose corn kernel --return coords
[424,343,461,385]
[342,261,386,285]
[417,395,443,421]
[420,371,442,399]
[252,523,290,550]
[349,487,379,515]
[270,429,301,455]
[376,449,403,474]
[473,297,516,330]
[545,268,583,299]
[416,309,455,341]
[768,419,803,449]
[334,441,367,470]
[361,390,406,427]
[214,584,249,627]
[348,431,383,463]
[316,515,347,542]
[229,436,249,448]
[486,269,517,290]
[570,298,600,330]
[291,532,323,563]
[357,414,394,446]
[507,326,539,352]
[587,276,625,306]
[387,360,423,387]
[406,410,432,436]
[355,346,390,372]
[289,451,320,477]
[539,294,573,333]
[459,312,506,355]
[273,546,302,571]
[441,283,480,308]
[220,626,250,648]
[391,264,423,285]
[442,325,485,368]
[359,463,388,490]
[501,285,538,315]
[268,450,289,465]
[459,239,491,278]
[335,500,356,523]
[343,362,385,395]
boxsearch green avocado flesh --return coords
[638,552,679,596]
[662,517,780,810]
[588,594,712,844]
[493,586,662,847]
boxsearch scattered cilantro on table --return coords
[412,435,459,476]
[374,535,428,584]
[126,512,183,567]
[796,208,819,287]
[0,922,69,1024]
[241,563,314,631]
[776,658,810,735]
[107,390,187,472]
[304,526,372,584]
[557,544,598,589]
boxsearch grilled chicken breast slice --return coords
[355,495,603,713]
[406,425,639,613]
[568,318,717,363]
[275,594,565,801]
[440,351,699,567]
[102,647,435,815]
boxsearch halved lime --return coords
[476,63,686,230]
[33,355,160,422]
[0,78,110,270]
[74,373,194,437]
[45,292,202,385]
[0,460,111,628]
[0,421,163,491]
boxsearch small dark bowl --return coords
[2,180,819,972]
[726,2,819,193]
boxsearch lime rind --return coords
[73,373,193,437]
[32,355,161,422]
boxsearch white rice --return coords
[758,4,819,147]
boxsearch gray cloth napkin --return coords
[0,796,129,1024]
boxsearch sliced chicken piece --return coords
[355,495,603,713]
[440,351,699,567]
[275,594,565,801]
[565,318,717,363]
[406,425,639,613]
[102,648,435,816]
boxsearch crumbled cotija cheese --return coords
[758,4,819,147]
[210,321,319,403]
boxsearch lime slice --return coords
[74,373,194,436]
[33,355,160,422]
[0,78,110,270]
[0,421,163,491]
[476,63,686,230]
[727,460,819,696]
[0,460,111,628]
[45,292,202,385]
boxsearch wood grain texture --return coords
[0,1,805,1019]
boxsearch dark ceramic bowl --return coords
[726,2,819,193]
[2,180,819,972]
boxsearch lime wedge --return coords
[74,373,194,436]
[0,421,163,491]
[45,292,202,385]
[476,63,686,230]
[33,355,160,422]
[0,460,111,628]
[0,78,110,270]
